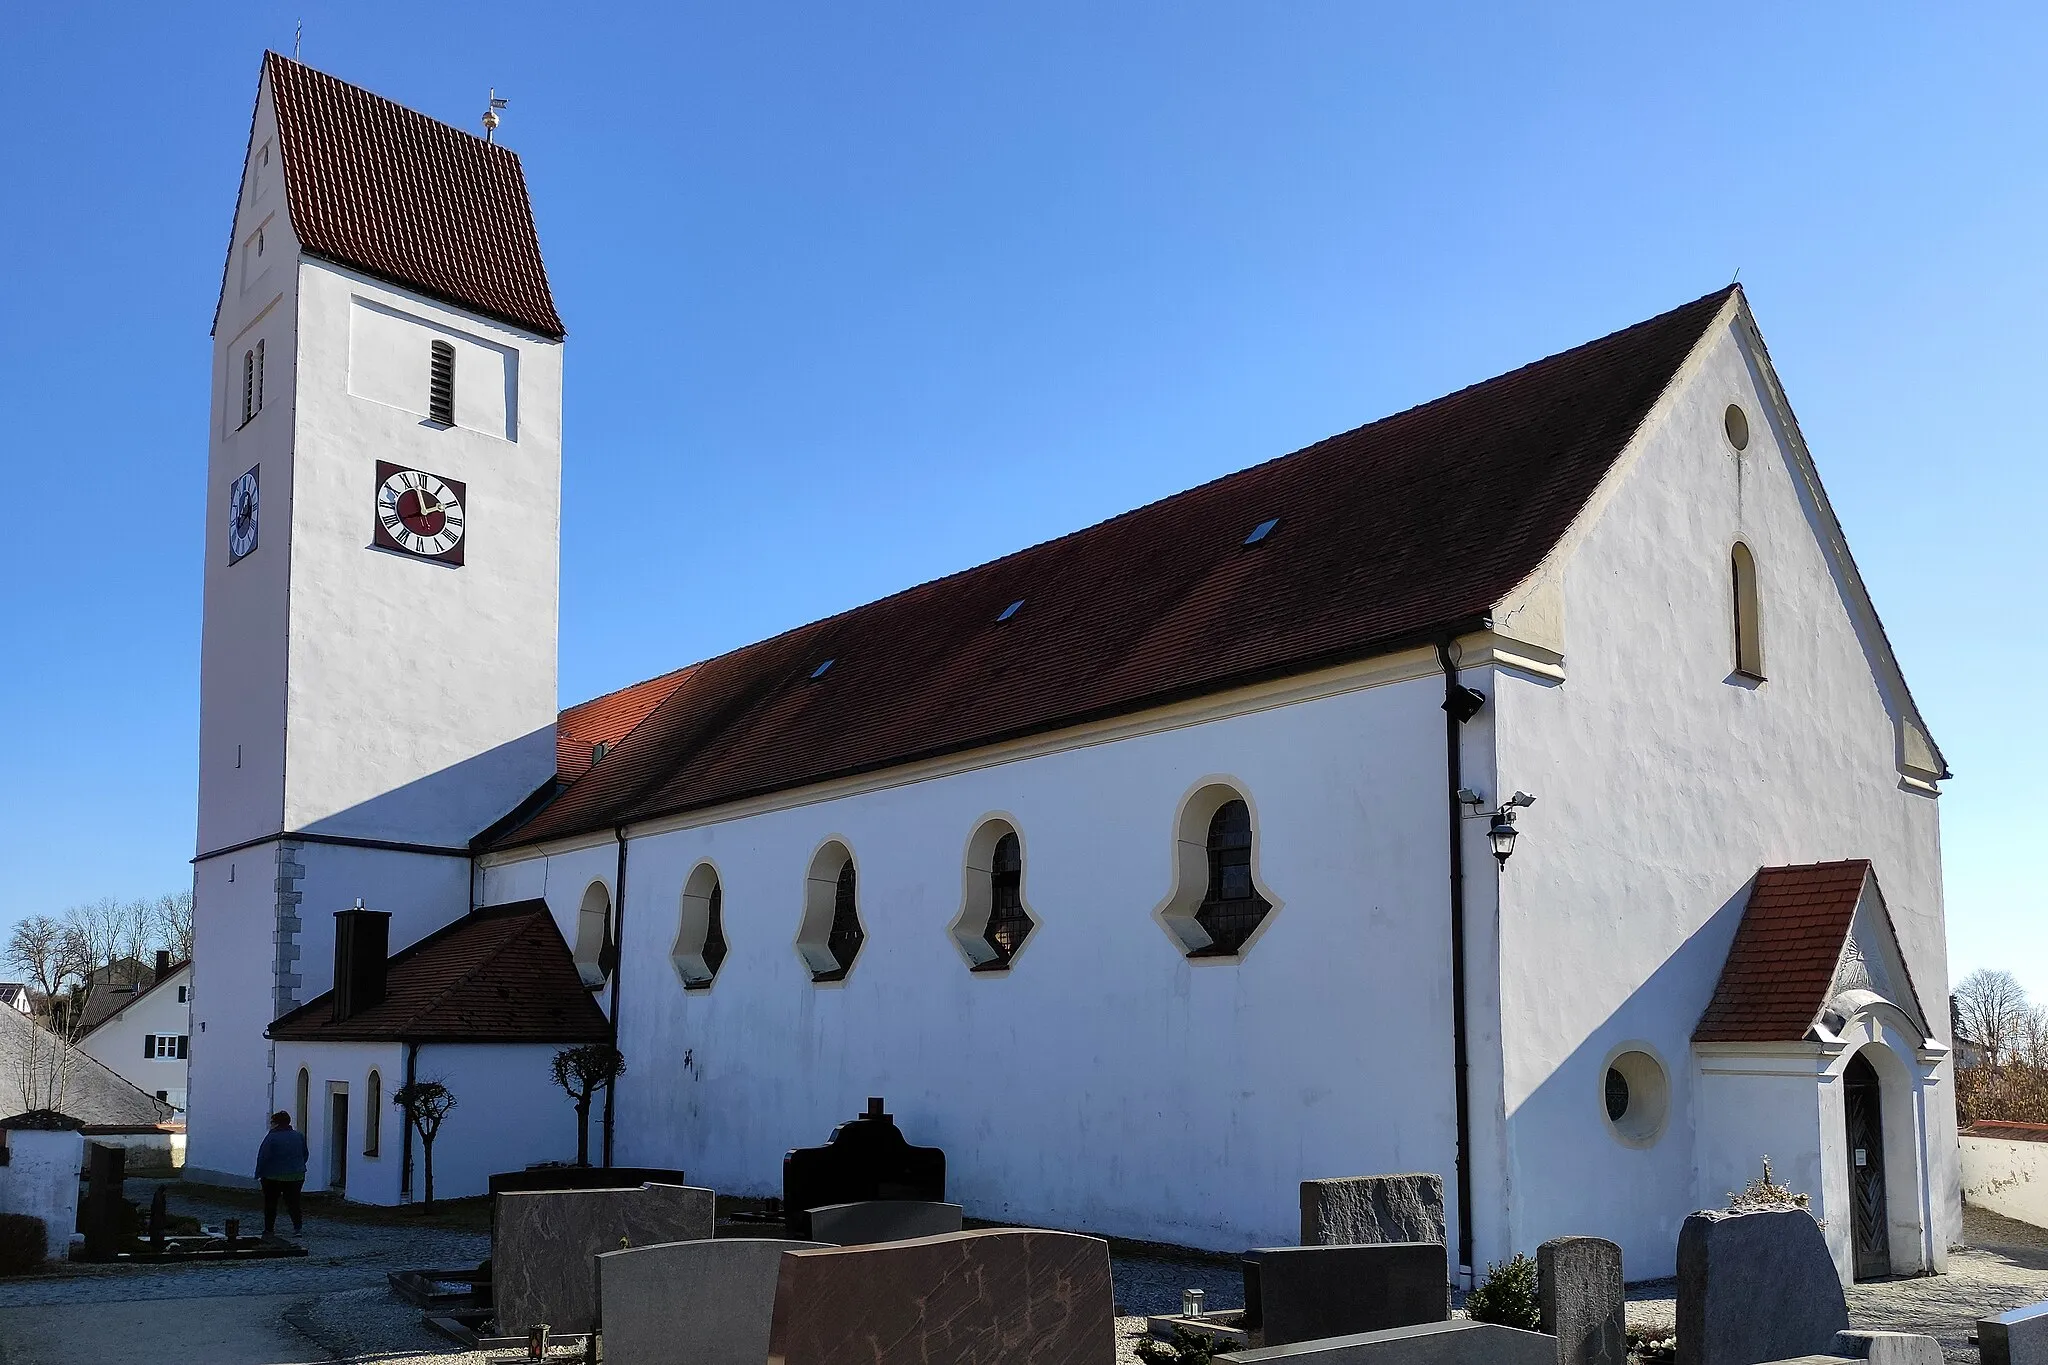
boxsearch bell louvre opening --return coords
[428,340,456,425]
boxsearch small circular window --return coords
[1602,1048,1670,1147]
[1724,403,1751,451]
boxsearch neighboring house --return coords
[76,955,192,1114]
[187,52,1956,1292]
[0,986,33,1017]
[0,1007,174,1152]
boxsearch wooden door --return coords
[1844,1053,1890,1280]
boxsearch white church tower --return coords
[185,53,564,1185]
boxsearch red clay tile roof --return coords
[1964,1121,2048,1143]
[505,287,1739,849]
[268,901,608,1044]
[264,53,564,338]
[1694,860,1875,1044]
[556,667,697,785]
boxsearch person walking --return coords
[255,1110,308,1240]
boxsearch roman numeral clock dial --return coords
[373,461,466,565]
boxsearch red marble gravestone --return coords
[766,1228,1115,1365]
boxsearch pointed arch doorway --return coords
[1843,1052,1890,1279]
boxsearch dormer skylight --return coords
[1244,517,1281,546]
[997,600,1024,623]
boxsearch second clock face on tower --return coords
[373,462,466,565]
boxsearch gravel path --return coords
[4,1187,2046,1363]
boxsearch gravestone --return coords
[596,1237,826,1365]
[782,1097,945,1239]
[1676,1208,1847,1365]
[492,1183,714,1337]
[1216,1319,1555,1364]
[1980,1301,2048,1365]
[1299,1175,1445,1247]
[767,1228,1114,1364]
[80,1142,126,1262]
[1538,1236,1624,1365]
[1830,1330,1943,1365]
[486,1166,687,1235]
[807,1199,962,1246]
[147,1185,168,1252]
[1242,1242,1449,1347]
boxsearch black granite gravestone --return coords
[1242,1243,1450,1347]
[782,1098,945,1239]
[147,1184,167,1252]
[81,1142,126,1262]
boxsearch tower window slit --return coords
[428,340,455,426]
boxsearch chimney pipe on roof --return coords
[154,951,171,986]
[332,901,392,1024]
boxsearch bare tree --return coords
[150,891,194,961]
[551,1044,626,1167]
[7,917,72,1006]
[11,1014,83,1116]
[1956,969,2031,1068]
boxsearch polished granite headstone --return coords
[493,1182,714,1336]
[1217,1320,1555,1364]
[1243,1243,1449,1347]
[766,1228,1114,1365]
[1538,1236,1625,1365]
[597,1237,827,1365]
[1299,1175,1446,1248]
[807,1199,963,1246]
[782,1097,945,1239]
[1980,1301,2048,1365]
[1676,1209,1847,1365]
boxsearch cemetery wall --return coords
[1962,1130,2048,1231]
[485,668,1466,1252]
[1489,313,1957,1276]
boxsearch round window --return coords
[1602,1048,1669,1146]
[1724,403,1751,451]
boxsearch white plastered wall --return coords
[1962,1135,2048,1231]
[485,669,1464,1253]
[77,966,193,1112]
[1488,304,1957,1277]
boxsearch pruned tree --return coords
[551,1044,626,1167]
[1956,969,2031,1069]
[392,1080,457,1210]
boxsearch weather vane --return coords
[482,89,508,143]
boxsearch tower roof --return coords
[499,286,1741,850]
[262,52,564,338]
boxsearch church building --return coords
[187,53,1959,1287]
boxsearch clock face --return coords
[228,465,260,564]
[372,461,466,565]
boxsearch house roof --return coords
[267,900,611,1044]
[498,286,1739,851]
[74,960,190,1043]
[262,53,564,338]
[1693,860,1924,1044]
[0,1010,174,1132]
[556,667,698,785]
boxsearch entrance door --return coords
[329,1090,349,1191]
[1844,1053,1890,1279]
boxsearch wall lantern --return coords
[1458,788,1537,868]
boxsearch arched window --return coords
[241,339,265,426]
[294,1067,310,1134]
[984,833,1030,962]
[674,863,728,990]
[1155,783,1281,959]
[574,882,612,988]
[1192,800,1272,956]
[428,340,456,425]
[797,842,865,983]
[1731,542,1764,679]
[364,1070,381,1156]
[951,818,1039,971]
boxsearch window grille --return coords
[701,882,728,980]
[428,340,455,425]
[816,858,864,981]
[1192,799,1270,956]
[981,832,1031,963]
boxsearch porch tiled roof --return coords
[268,900,609,1044]
[1694,860,1873,1044]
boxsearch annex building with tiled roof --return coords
[183,53,1959,1286]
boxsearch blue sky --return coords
[1,5,2041,995]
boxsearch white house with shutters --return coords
[75,960,193,1114]
[182,51,1959,1288]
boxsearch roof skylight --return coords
[997,599,1024,622]
[1244,517,1281,546]
[809,659,835,680]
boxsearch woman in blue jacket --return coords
[254,1110,309,1239]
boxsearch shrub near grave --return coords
[1134,1326,1223,1365]
[1466,1253,1541,1332]
[0,1213,48,1274]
